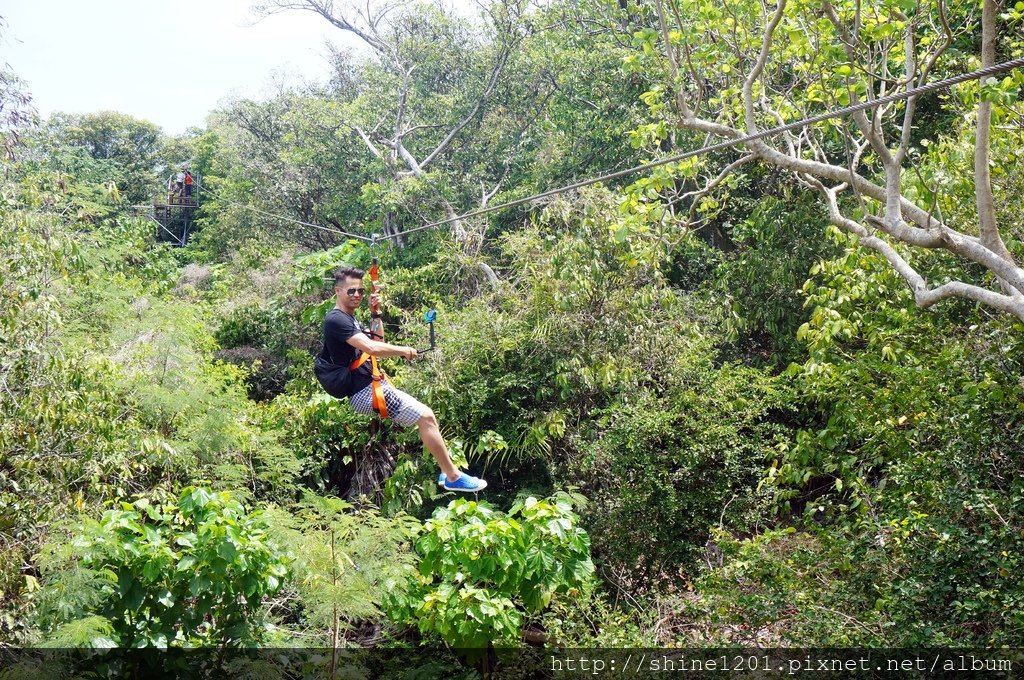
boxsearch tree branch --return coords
[254,0,393,55]
[820,0,896,168]
[393,65,415,157]
[655,0,692,118]
[658,0,1024,318]
[685,154,756,223]
[352,126,384,161]
[481,162,510,208]
[809,177,1024,321]
[742,0,787,135]
[418,48,510,171]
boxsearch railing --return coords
[164,193,199,208]
[160,174,201,208]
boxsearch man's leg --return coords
[367,383,485,490]
[416,407,460,481]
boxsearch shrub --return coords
[575,364,789,588]
[384,495,595,650]
[34,487,289,649]
[214,345,288,401]
[682,243,1024,646]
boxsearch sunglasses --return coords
[345,287,366,296]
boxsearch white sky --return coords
[1,1,359,135]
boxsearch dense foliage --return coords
[385,496,595,650]
[2,0,1023,668]
[35,487,288,648]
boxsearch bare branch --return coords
[820,0,899,169]
[742,0,788,135]
[393,139,421,175]
[254,0,394,56]
[893,17,918,164]
[481,162,511,208]
[685,154,756,223]
[809,177,1024,320]
[393,65,415,160]
[400,123,446,137]
[676,96,1024,299]
[418,48,511,171]
[681,111,940,245]
[918,0,953,84]
[352,126,384,161]
[655,0,692,118]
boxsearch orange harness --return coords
[349,351,388,419]
[349,255,389,419]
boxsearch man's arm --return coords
[346,332,417,360]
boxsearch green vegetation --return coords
[385,496,595,650]
[35,487,288,648]
[2,0,1023,671]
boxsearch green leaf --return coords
[142,560,163,583]
[217,541,238,562]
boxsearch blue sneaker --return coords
[443,473,487,492]
[438,473,446,486]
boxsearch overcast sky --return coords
[1,1,361,135]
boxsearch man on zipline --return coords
[322,266,487,492]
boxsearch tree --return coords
[0,18,35,163]
[211,84,377,252]
[31,111,163,203]
[477,1,655,219]
[252,0,531,281]
[638,0,1024,320]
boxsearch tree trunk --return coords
[382,210,405,249]
[975,0,1014,266]
[346,420,396,503]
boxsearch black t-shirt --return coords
[321,309,373,393]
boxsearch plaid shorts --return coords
[348,381,427,427]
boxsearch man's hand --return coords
[399,345,418,361]
[369,282,384,310]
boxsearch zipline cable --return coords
[142,58,1023,247]
[389,57,1024,240]
[138,191,374,242]
[236,204,372,242]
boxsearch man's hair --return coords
[334,266,365,287]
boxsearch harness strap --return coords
[350,351,389,419]
[346,233,390,419]
[366,235,389,419]
[370,356,389,419]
